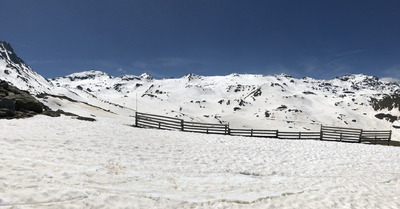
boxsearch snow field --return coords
[1,116,400,208]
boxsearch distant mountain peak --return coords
[0,41,26,65]
[0,41,52,94]
[183,73,201,81]
[139,73,153,81]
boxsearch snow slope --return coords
[1,115,400,208]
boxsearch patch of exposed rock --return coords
[0,80,47,118]
[0,80,95,121]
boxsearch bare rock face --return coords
[0,41,53,94]
[0,80,47,119]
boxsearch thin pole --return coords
[136,92,138,112]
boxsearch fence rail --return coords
[278,132,321,139]
[230,129,278,138]
[183,121,228,135]
[134,112,392,145]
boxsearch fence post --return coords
[276,130,279,138]
[359,130,363,143]
[320,125,323,140]
[135,111,138,127]
[299,132,301,139]
[181,120,184,131]
[389,130,392,145]
[158,122,161,129]
[251,129,253,137]
[340,133,342,142]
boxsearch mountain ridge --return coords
[1,41,400,132]
[51,69,400,130]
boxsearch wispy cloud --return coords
[133,57,196,69]
[117,68,127,74]
[131,57,207,77]
[381,65,400,82]
[327,49,365,58]
[296,49,366,79]
[263,63,303,78]
[297,56,353,79]
[381,77,400,83]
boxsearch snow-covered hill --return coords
[52,70,400,131]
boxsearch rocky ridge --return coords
[0,41,53,94]
[0,79,47,118]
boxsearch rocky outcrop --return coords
[0,80,96,121]
[0,80,48,118]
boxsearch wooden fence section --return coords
[361,130,392,145]
[321,126,362,143]
[183,121,228,135]
[136,112,183,131]
[278,132,321,140]
[135,112,392,145]
[230,129,278,138]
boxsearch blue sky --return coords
[1,0,400,79]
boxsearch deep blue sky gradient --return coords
[1,0,400,79]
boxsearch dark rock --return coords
[0,80,9,88]
[277,105,287,111]
[0,108,15,117]
[375,113,398,123]
[0,79,46,118]
[371,94,400,111]
[253,89,262,97]
[77,116,96,122]
[238,99,247,106]
[303,91,316,95]
[42,110,61,117]
[233,107,241,111]
[0,98,15,110]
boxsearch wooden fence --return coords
[361,130,392,145]
[135,112,392,145]
[183,121,229,135]
[321,126,363,143]
[135,112,183,131]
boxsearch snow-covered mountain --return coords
[0,41,53,94]
[51,70,400,131]
[1,41,400,132]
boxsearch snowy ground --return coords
[1,115,400,208]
